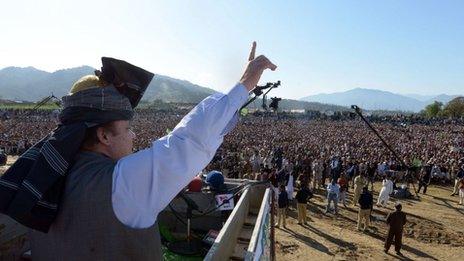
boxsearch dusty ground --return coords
[276,183,464,261]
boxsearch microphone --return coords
[252,81,281,96]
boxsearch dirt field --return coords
[276,183,464,261]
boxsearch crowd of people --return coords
[0,109,57,155]
[212,113,464,186]
[2,107,464,256]
[3,107,464,204]
[2,108,464,201]
[2,108,464,182]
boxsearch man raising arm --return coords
[113,42,278,228]
[112,42,276,228]
[29,43,277,261]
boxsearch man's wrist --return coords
[227,83,250,110]
[239,80,254,92]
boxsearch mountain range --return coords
[1,66,460,112]
[0,66,350,112]
[301,88,460,112]
[0,66,216,103]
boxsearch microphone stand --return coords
[179,193,200,243]
[168,192,203,256]
[351,105,419,198]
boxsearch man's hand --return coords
[239,42,277,92]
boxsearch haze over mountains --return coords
[301,88,460,112]
[0,66,460,112]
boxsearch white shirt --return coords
[111,83,248,228]
[286,174,294,200]
[381,179,394,195]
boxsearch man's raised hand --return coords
[240,41,277,92]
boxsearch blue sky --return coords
[1,0,463,99]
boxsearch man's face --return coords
[106,120,135,160]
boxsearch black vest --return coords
[30,151,162,261]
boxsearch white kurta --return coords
[111,83,248,228]
[286,174,294,200]
[377,179,393,206]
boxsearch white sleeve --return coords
[111,83,248,228]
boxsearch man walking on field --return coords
[384,203,407,256]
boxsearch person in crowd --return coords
[367,162,377,191]
[326,179,340,214]
[451,164,464,196]
[276,184,289,228]
[312,159,323,190]
[377,173,394,207]
[417,165,432,194]
[458,177,464,205]
[378,161,388,177]
[353,173,367,206]
[330,156,342,182]
[357,187,373,231]
[250,150,262,174]
[286,168,295,209]
[337,174,349,207]
[295,182,313,225]
[384,203,407,256]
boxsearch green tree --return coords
[423,101,443,118]
[443,97,464,118]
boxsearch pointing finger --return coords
[248,41,256,62]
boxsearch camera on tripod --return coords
[241,80,281,112]
[269,97,282,111]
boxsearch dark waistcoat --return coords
[30,151,162,261]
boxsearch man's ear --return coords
[96,127,111,146]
